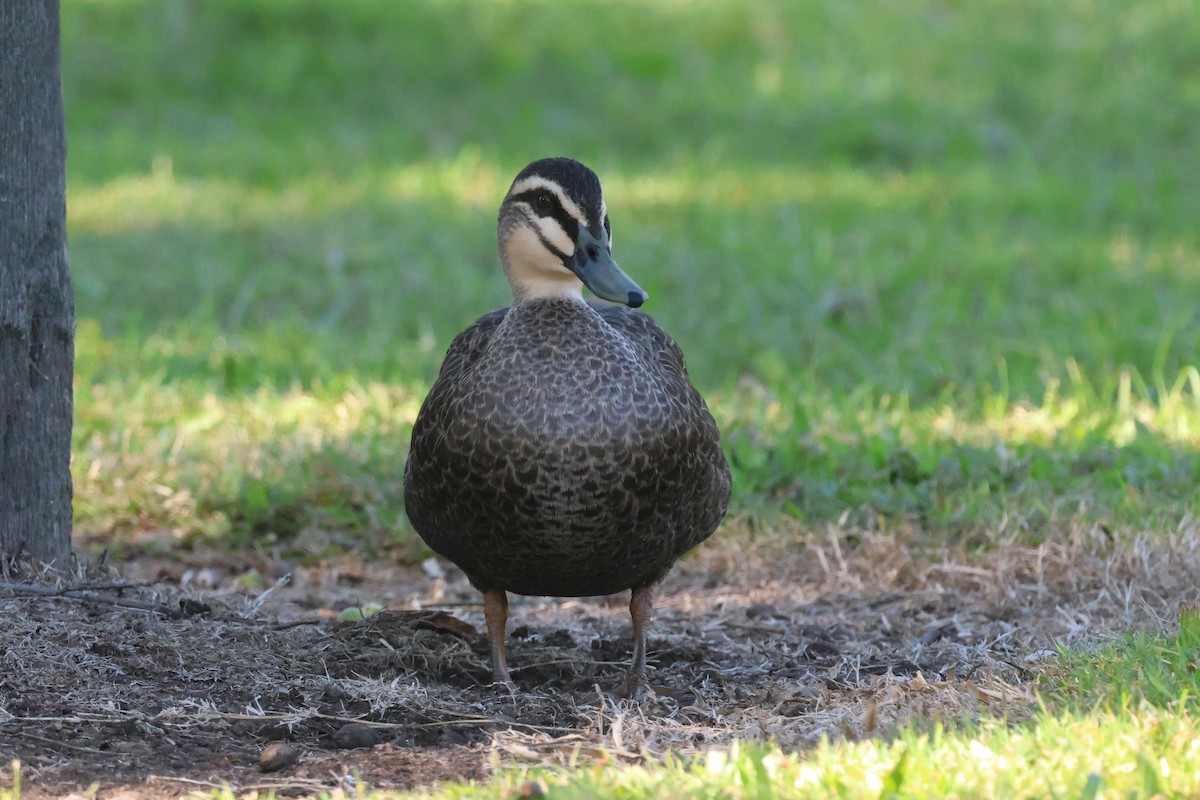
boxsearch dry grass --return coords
[3,518,1199,796]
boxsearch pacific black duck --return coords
[403,157,731,697]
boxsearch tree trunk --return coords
[0,0,74,564]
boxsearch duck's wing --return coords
[430,308,509,383]
[407,307,508,469]
[404,309,507,589]
[594,302,732,558]
[405,308,508,528]
[591,303,692,384]
[593,301,728,466]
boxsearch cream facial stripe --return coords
[505,225,578,281]
[530,211,575,257]
[508,176,587,226]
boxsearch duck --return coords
[403,157,731,698]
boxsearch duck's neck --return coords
[509,275,586,305]
[502,253,587,305]
[500,222,588,305]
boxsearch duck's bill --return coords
[569,229,648,308]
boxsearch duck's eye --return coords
[535,193,554,212]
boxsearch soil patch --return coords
[3,520,1198,798]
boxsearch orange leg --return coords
[616,585,653,699]
[483,589,513,685]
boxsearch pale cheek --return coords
[535,217,576,257]
[507,227,573,276]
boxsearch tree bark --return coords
[0,0,74,563]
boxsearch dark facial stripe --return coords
[511,189,581,249]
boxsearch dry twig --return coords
[0,580,200,618]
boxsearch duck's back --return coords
[404,299,730,597]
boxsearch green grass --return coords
[65,0,1200,549]
[396,711,1200,799]
[1057,607,1200,709]
[417,707,1200,799]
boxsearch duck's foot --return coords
[490,662,513,687]
[610,669,647,701]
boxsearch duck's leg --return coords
[615,585,653,700]
[482,589,513,686]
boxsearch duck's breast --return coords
[405,301,729,595]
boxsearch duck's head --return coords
[497,158,648,308]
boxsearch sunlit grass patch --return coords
[65,155,1038,237]
[717,360,1200,537]
[74,323,428,555]
[67,149,508,235]
[391,707,1200,799]
[1053,608,1200,710]
[74,321,1200,553]
[73,318,1200,555]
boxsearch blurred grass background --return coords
[63,0,1200,555]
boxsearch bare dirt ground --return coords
[3,516,1199,799]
